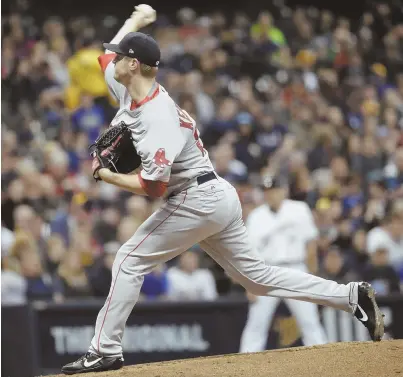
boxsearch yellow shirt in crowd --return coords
[65,47,117,110]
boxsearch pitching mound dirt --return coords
[48,340,403,377]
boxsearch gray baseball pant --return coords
[89,176,358,357]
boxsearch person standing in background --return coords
[239,175,327,352]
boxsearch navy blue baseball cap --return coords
[103,32,161,67]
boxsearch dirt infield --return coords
[49,340,403,377]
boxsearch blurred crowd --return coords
[2,1,403,305]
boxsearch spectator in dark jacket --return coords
[363,247,401,295]
[87,241,117,298]
[320,246,360,284]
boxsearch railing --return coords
[2,295,403,377]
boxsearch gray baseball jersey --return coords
[88,54,360,358]
[105,59,214,196]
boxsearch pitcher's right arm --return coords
[98,5,157,101]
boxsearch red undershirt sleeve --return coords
[97,53,116,73]
[137,173,168,198]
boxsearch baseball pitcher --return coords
[239,176,327,352]
[62,6,384,375]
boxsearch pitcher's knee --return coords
[112,242,153,275]
[246,284,269,296]
[239,277,269,296]
[118,254,153,277]
[237,265,273,296]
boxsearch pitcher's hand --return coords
[130,4,157,30]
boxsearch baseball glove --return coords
[89,122,142,181]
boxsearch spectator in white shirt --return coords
[167,250,218,301]
[367,199,403,270]
[1,226,27,306]
[2,226,15,253]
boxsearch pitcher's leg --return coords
[89,192,208,357]
[239,296,279,353]
[286,298,328,345]
[200,220,358,313]
[89,242,145,357]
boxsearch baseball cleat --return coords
[61,352,124,375]
[354,282,384,341]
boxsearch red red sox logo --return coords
[153,148,172,168]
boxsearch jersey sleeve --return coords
[98,54,126,102]
[137,108,186,183]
